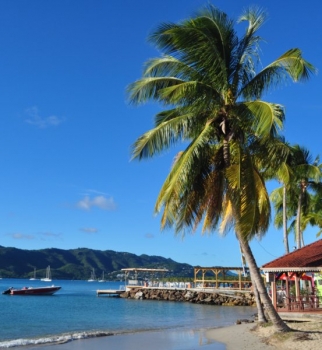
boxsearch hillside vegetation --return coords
[0,246,194,280]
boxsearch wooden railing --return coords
[279,295,320,311]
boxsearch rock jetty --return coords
[120,288,256,306]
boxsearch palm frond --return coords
[218,197,234,235]
[231,7,266,94]
[296,164,322,183]
[131,111,192,160]
[143,56,195,78]
[127,4,315,250]
[243,101,284,137]
[155,121,214,214]
[127,77,185,105]
[240,49,316,99]
[238,6,266,34]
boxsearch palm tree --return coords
[291,146,322,248]
[128,5,315,332]
[270,184,296,253]
[269,141,295,254]
[272,146,322,249]
[288,192,322,244]
[302,192,322,238]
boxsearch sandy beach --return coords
[22,313,322,350]
[207,314,322,350]
[22,329,224,350]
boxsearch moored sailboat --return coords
[98,271,106,282]
[41,266,52,282]
[88,268,96,282]
[29,267,38,280]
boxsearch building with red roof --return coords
[261,239,322,312]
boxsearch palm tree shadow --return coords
[292,328,322,341]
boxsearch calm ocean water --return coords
[0,279,256,348]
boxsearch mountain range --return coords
[0,246,194,280]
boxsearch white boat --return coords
[29,267,37,280]
[98,271,106,282]
[88,268,96,282]
[41,266,52,282]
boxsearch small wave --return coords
[0,330,115,348]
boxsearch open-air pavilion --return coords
[121,268,169,288]
[193,266,252,290]
[261,239,322,312]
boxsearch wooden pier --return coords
[96,289,125,297]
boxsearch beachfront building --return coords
[121,268,169,289]
[261,239,322,312]
[120,266,253,291]
[193,266,252,290]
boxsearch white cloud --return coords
[24,106,63,128]
[77,195,116,211]
[8,233,35,240]
[80,227,99,234]
[38,232,63,240]
[6,231,62,241]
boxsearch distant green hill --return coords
[0,246,194,280]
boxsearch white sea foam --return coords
[0,279,255,348]
[0,331,114,348]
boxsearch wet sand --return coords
[23,329,225,350]
[19,316,322,350]
[206,323,276,350]
[207,317,322,350]
[17,324,272,350]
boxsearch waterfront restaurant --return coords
[121,268,169,290]
[261,239,322,312]
[193,266,252,290]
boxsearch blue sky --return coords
[0,0,321,269]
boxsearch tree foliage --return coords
[128,4,315,331]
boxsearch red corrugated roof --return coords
[261,239,322,272]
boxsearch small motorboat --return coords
[2,285,61,295]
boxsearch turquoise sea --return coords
[0,278,256,348]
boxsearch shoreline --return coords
[208,314,322,350]
[15,328,226,350]
[19,314,322,350]
[6,323,276,350]
[206,323,275,350]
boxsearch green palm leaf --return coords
[128,4,315,332]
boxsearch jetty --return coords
[97,268,168,297]
[97,289,125,297]
[97,266,254,298]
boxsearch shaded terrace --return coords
[261,239,322,312]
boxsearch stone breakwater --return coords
[120,288,256,306]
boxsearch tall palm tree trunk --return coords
[296,188,304,249]
[240,245,267,322]
[225,143,289,331]
[283,185,289,254]
[223,136,231,167]
[237,234,291,332]
[250,271,268,323]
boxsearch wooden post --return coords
[239,270,242,290]
[294,274,301,308]
[271,276,277,310]
[285,273,290,310]
[295,274,300,298]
